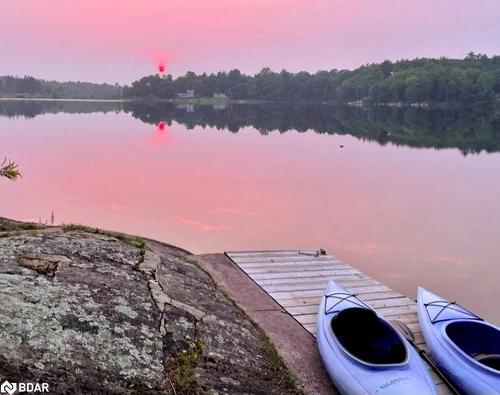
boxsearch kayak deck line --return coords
[225,249,454,395]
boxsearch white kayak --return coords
[417,287,500,395]
[317,280,437,394]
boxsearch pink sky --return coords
[1,0,499,83]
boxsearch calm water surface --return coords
[1,101,499,323]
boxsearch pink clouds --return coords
[0,1,499,83]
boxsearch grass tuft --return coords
[115,233,146,249]
[61,223,97,233]
[165,341,204,394]
[0,231,23,238]
[62,224,146,254]
[260,335,302,394]
[0,158,21,181]
[0,219,41,232]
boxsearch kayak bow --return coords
[317,281,437,394]
[417,287,500,395]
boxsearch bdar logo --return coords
[0,381,16,395]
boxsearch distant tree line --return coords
[2,53,499,103]
[0,76,121,99]
[124,53,500,104]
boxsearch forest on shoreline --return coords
[124,53,500,104]
[1,53,500,105]
[0,76,121,99]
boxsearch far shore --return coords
[0,96,257,104]
[0,97,127,102]
[1,96,497,109]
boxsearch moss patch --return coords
[0,218,41,232]
[62,223,146,252]
[0,231,22,238]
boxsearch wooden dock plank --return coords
[235,255,342,264]
[250,268,362,280]
[351,290,405,300]
[257,274,370,283]
[262,279,380,293]
[335,284,393,293]
[241,264,353,274]
[257,273,370,286]
[240,263,352,273]
[226,250,320,258]
[367,297,416,308]
[238,259,345,269]
[287,303,417,317]
[295,314,319,325]
[276,293,406,309]
[290,310,419,327]
[226,250,452,394]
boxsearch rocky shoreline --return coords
[0,218,299,394]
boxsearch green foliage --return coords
[0,218,41,232]
[61,223,99,233]
[62,224,146,250]
[3,54,499,104]
[115,233,147,250]
[0,218,42,238]
[165,341,204,394]
[0,231,23,238]
[0,158,21,180]
[0,76,121,99]
[124,53,500,104]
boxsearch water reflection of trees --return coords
[0,100,122,119]
[1,100,499,154]
[123,102,500,155]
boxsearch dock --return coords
[195,249,452,395]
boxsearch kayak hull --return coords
[317,281,437,395]
[417,287,500,395]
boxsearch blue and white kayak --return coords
[317,280,437,394]
[417,287,500,395]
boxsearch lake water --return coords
[1,100,499,323]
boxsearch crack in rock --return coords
[148,279,206,321]
[138,249,160,278]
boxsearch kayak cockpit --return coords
[445,321,500,371]
[331,307,407,365]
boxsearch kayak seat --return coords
[445,321,500,372]
[331,307,407,364]
[472,354,500,370]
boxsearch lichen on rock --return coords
[0,229,164,393]
[0,220,299,394]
